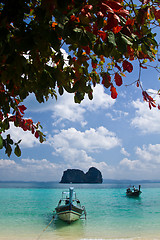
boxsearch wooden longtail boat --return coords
[126,185,142,197]
[55,187,86,223]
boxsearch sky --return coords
[1,46,160,182]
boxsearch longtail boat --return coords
[55,187,86,223]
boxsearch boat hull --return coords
[56,204,83,223]
[126,185,142,197]
[126,191,142,197]
[57,210,81,222]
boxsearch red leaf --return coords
[122,60,133,73]
[84,5,93,11]
[126,18,135,26]
[15,99,20,105]
[110,85,118,99]
[81,5,93,17]
[151,102,156,108]
[140,64,147,69]
[142,91,154,102]
[32,127,35,134]
[102,73,111,88]
[0,111,3,121]
[92,61,97,69]
[8,116,16,122]
[155,10,160,20]
[18,105,27,114]
[142,91,148,101]
[103,13,119,30]
[114,73,122,86]
[22,120,28,131]
[26,119,33,125]
[98,30,107,41]
[70,15,76,21]
[117,9,129,17]
[82,46,90,55]
[101,3,114,14]
[35,131,39,139]
[102,1,123,11]
[112,25,122,34]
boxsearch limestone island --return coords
[60,167,103,183]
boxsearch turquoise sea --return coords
[1,182,160,240]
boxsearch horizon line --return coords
[1,179,160,183]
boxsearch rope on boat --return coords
[36,215,55,240]
[81,206,87,220]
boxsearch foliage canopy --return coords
[0,0,160,157]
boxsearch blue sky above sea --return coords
[1,40,160,182]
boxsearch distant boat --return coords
[55,187,86,223]
[126,185,142,197]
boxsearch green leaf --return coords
[116,33,133,54]
[17,140,22,144]
[7,134,13,145]
[108,32,116,46]
[3,119,9,130]
[0,135,3,149]
[58,86,64,95]
[5,144,12,157]
[74,92,84,103]
[94,42,103,56]
[50,30,61,51]
[120,33,133,46]
[14,145,21,157]
[102,43,113,58]
[88,91,93,100]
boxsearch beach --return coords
[1,182,160,240]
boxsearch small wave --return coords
[80,238,160,240]
[81,238,136,240]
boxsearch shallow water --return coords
[1,182,160,240]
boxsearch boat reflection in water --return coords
[55,187,86,223]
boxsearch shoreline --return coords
[1,237,160,240]
[1,231,160,240]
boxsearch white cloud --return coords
[121,147,130,157]
[118,143,160,180]
[2,142,160,181]
[0,156,115,181]
[47,126,121,173]
[0,159,16,168]
[120,158,142,170]
[0,158,63,181]
[113,109,129,117]
[51,84,115,126]
[106,109,129,121]
[48,126,121,152]
[136,144,160,164]
[51,92,85,124]
[2,123,40,148]
[131,97,160,134]
[21,158,58,171]
[24,84,115,127]
[82,84,115,111]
